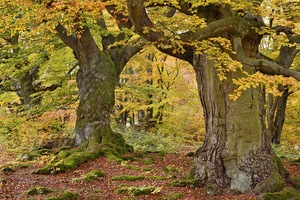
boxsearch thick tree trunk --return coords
[72,28,133,155]
[191,39,288,194]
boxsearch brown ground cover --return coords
[0,149,299,200]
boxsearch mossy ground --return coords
[115,186,161,196]
[32,129,133,175]
[72,170,105,182]
[258,187,300,200]
[24,186,53,195]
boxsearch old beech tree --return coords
[127,0,300,194]
[31,1,142,157]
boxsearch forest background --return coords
[0,0,299,160]
[0,0,300,199]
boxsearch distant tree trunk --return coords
[272,89,289,144]
[268,88,290,144]
[192,38,288,194]
[17,70,37,105]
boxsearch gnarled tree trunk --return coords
[192,38,288,194]
[56,25,139,156]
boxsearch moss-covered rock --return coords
[257,187,300,200]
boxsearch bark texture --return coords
[56,23,140,156]
[126,0,299,194]
[191,38,287,193]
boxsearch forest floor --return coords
[0,147,300,200]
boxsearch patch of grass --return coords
[115,186,162,196]
[24,186,53,195]
[111,175,146,181]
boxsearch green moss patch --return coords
[158,193,184,200]
[73,170,106,182]
[169,179,198,187]
[111,175,146,181]
[143,156,153,165]
[115,186,161,196]
[205,184,221,196]
[258,187,300,200]
[24,186,53,195]
[291,177,300,189]
[33,151,98,174]
[0,164,15,174]
[164,165,179,173]
[17,148,52,161]
[44,191,79,200]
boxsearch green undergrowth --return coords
[113,125,182,153]
[115,186,162,196]
[273,144,300,161]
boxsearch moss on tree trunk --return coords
[191,38,288,194]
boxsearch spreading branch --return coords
[55,24,78,53]
[233,36,300,81]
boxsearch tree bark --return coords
[56,25,140,155]
[191,38,288,193]
[126,0,295,194]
